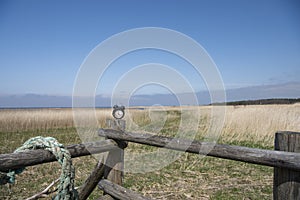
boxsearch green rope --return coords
[4,136,78,200]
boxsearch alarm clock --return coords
[112,105,125,119]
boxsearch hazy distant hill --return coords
[211,98,300,106]
[0,82,299,108]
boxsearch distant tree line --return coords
[210,98,300,106]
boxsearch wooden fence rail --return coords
[0,139,118,171]
[98,128,300,171]
[98,179,151,200]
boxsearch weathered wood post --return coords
[274,131,300,200]
[102,119,127,198]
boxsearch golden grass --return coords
[0,108,112,133]
[1,105,299,145]
[220,104,300,146]
[127,104,300,147]
[0,104,299,199]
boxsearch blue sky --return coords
[0,0,300,97]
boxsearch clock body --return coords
[112,105,125,119]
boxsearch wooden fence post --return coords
[102,119,127,195]
[274,131,300,200]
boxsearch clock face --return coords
[113,109,125,119]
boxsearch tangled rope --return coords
[4,136,78,200]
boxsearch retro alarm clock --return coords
[112,105,125,119]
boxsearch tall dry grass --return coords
[220,104,300,146]
[0,104,299,147]
[125,104,300,147]
[0,108,112,133]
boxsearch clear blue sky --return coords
[1,0,299,96]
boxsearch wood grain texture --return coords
[274,131,300,200]
[78,160,105,200]
[99,179,152,200]
[97,194,114,200]
[99,128,300,171]
[103,119,127,187]
[0,139,118,171]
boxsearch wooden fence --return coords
[0,119,300,199]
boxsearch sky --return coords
[0,0,300,101]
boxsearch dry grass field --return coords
[0,104,299,199]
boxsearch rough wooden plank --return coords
[103,119,127,186]
[99,179,152,200]
[104,148,123,186]
[0,139,118,171]
[97,194,114,200]
[78,159,105,200]
[106,119,126,131]
[274,131,300,200]
[100,119,128,199]
[98,129,300,171]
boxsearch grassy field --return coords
[0,104,299,199]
